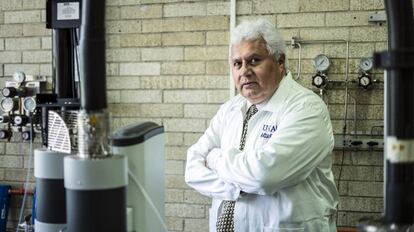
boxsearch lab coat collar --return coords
[261,71,293,113]
[229,71,293,114]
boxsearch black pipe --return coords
[374,0,414,225]
[79,0,107,111]
[53,29,75,99]
[384,0,414,138]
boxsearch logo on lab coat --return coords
[260,124,277,139]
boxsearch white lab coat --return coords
[185,72,339,232]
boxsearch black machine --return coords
[37,0,128,231]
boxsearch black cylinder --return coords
[66,188,126,232]
[34,149,67,231]
[385,161,414,223]
[53,29,75,99]
[35,179,66,224]
[382,0,414,225]
[79,0,107,111]
[384,0,414,138]
[64,155,127,232]
[385,0,414,50]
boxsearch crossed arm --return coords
[185,101,333,199]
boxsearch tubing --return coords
[16,126,33,232]
[128,170,168,232]
[79,0,107,111]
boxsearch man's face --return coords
[231,39,285,104]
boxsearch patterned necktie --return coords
[216,104,258,232]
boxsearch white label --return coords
[387,137,414,162]
[57,2,80,20]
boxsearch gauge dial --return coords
[358,74,372,88]
[313,54,330,72]
[13,115,28,126]
[1,87,17,98]
[312,74,327,88]
[13,72,26,83]
[359,58,373,72]
[0,98,17,112]
[23,97,37,112]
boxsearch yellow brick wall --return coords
[0,0,388,231]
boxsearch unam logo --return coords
[260,124,277,139]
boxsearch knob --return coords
[13,115,28,126]
[0,129,11,139]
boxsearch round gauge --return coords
[312,73,327,88]
[22,131,31,141]
[359,58,373,72]
[358,74,372,88]
[1,87,17,98]
[0,115,10,123]
[0,129,10,139]
[0,98,17,112]
[13,72,26,83]
[13,115,27,126]
[23,97,37,112]
[313,54,330,72]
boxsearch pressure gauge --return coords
[1,87,17,98]
[358,73,372,89]
[0,129,11,140]
[22,131,32,141]
[313,54,330,72]
[0,98,18,112]
[359,58,373,72]
[312,73,327,88]
[13,72,26,83]
[23,97,37,112]
[13,115,28,126]
[0,115,10,123]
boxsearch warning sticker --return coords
[57,2,80,20]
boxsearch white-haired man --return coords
[185,19,338,232]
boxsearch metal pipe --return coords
[294,42,302,80]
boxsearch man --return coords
[185,19,338,232]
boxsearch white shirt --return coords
[185,72,339,232]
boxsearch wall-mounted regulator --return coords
[357,57,374,89]
[312,54,330,89]
[0,72,47,141]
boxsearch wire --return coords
[336,41,350,207]
[16,117,34,232]
[128,169,168,232]
[336,92,349,226]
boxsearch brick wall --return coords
[0,0,387,231]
